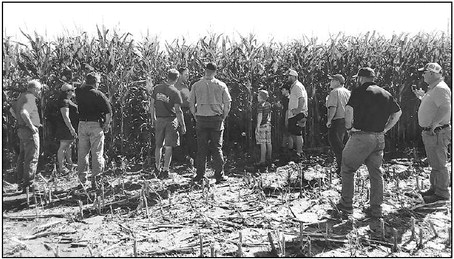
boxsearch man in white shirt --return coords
[413,62,451,203]
[285,69,308,160]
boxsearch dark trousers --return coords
[180,111,197,159]
[328,118,347,170]
[16,127,39,188]
[195,116,225,177]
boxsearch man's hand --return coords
[428,125,436,136]
[70,128,78,138]
[181,125,187,135]
[411,85,425,99]
[103,123,110,133]
[326,121,332,128]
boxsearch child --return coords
[255,90,272,166]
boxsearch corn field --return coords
[2,27,452,167]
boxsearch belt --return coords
[422,124,450,132]
[79,118,98,122]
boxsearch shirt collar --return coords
[360,81,376,88]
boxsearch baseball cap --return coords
[206,62,217,71]
[418,62,442,74]
[61,83,75,91]
[328,74,345,84]
[285,69,298,77]
[352,67,375,78]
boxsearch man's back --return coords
[76,86,110,121]
[348,82,400,132]
[152,83,182,117]
[190,77,231,116]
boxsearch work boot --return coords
[419,188,435,196]
[334,203,353,214]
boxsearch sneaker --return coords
[363,206,383,218]
[215,175,228,184]
[419,188,435,196]
[423,194,449,204]
[335,203,353,214]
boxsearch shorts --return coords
[155,117,180,147]
[256,124,272,144]
[288,113,306,136]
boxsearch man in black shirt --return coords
[335,67,401,218]
[75,72,112,189]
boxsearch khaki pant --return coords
[78,121,105,182]
[422,126,451,199]
[340,132,385,209]
[17,127,40,188]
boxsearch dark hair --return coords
[168,69,180,81]
[178,67,188,74]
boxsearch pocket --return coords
[422,131,437,147]
[439,128,452,146]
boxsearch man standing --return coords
[335,67,401,218]
[150,69,186,179]
[413,62,451,203]
[189,62,232,184]
[76,72,112,189]
[326,74,351,175]
[286,69,308,160]
[10,80,43,193]
[174,67,196,165]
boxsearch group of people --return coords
[11,72,112,192]
[10,61,451,215]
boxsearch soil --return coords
[2,152,452,257]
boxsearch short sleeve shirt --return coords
[326,87,351,119]
[151,83,182,117]
[347,82,401,132]
[189,77,232,116]
[13,92,41,127]
[418,80,451,127]
[288,80,308,119]
[75,86,112,121]
[257,101,272,125]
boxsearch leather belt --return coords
[79,118,98,122]
[422,124,450,132]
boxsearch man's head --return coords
[418,62,443,84]
[167,69,180,84]
[86,72,101,88]
[352,67,375,85]
[205,62,217,77]
[328,74,345,89]
[27,80,43,97]
[280,82,291,97]
[285,69,298,84]
[258,89,269,102]
[178,67,189,82]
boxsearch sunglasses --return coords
[66,89,75,92]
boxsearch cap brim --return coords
[417,67,426,72]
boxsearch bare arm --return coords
[326,106,336,128]
[223,101,231,120]
[291,97,305,115]
[149,97,156,127]
[189,87,196,118]
[60,107,77,137]
[256,112,263,129]
[103,113,112,132]
[383,110,402,133]
[345,105,353,129]
[174,103,186,134]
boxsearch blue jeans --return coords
[195,116,225,177]
[328,118,347,171]
[422,126,451,199]
[16,127,39,188]
[340,132,385,209]
[78,121,105,182]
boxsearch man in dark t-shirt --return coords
[150,69,186,179]
[334,67,402,218]
[75,72,112,190]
